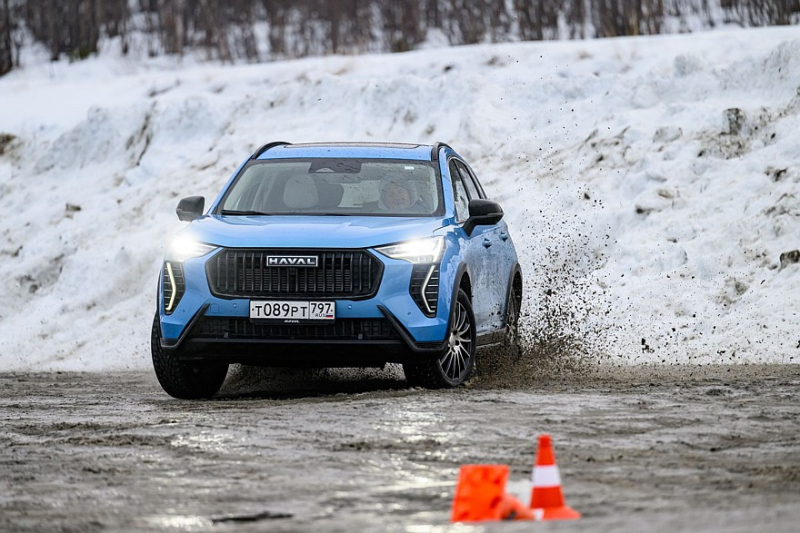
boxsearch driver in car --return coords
[378,174,425,212]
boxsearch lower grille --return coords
[416,341,445,350]
[193,317,399,341]
[410,264,440,317]
[162,261,185,315]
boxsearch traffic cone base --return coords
[535,505,582,521]
[499,493,534,521]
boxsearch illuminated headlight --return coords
[376,236,444,264]
[167,236,217,262]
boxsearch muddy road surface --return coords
[2,364,799,533]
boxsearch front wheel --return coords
[404,289,476,388]
[151,313,228,399]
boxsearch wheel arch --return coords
[458,270,473,302]
[503,262,523,327]
[447,262,472,336]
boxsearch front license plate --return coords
[249,300,335,324]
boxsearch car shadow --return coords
[212,364,413,400]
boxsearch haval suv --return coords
[152,142,522,398]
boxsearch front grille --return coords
[410,264,440,317]
[162,261,185,315]
[206,249,383,299]
[193,317,399,341]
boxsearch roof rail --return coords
[430,142,453,161]
[251,141,292,160]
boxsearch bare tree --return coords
[2,0,800,77]
[157,0,184,55]
[0,0,12,75]
[199,0,232,61]
[381,0,423,52]
[101,0,131,54]
[263,0,289,57]
[426,0,442,28]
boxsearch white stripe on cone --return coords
[531,465,562,487]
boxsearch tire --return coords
[404,289,476,388]
[504,282,522,357]
[151,312,228,399]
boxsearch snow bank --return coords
[0,27,798,371]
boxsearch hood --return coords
[181,215,448,249]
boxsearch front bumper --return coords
[159,249,453,363]
[163,304,446,366]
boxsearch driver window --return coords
[456,161,483,200]
[449,160,469,223]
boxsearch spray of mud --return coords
[471,281,612,390]
[471,186,620,389]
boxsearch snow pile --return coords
[0,27,798,371]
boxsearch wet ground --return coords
[1,363,799,532]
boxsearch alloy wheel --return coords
[439,300,473,382]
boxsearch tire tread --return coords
[151,313,227,399]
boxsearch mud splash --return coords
[471,182,620,389]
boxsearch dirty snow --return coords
[0,26,799,371]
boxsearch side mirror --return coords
[176,196,205,222]
[463,199,503,236]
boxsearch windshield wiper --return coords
[219,209,272,216]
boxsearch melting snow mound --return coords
[0,26,798,371]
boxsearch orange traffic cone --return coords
[451,465,534,522]
[529,435,581,521]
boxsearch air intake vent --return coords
[206,249,383,299]
[410,264,439,317]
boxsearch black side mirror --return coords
[176,196,205,222]
[464,199,503,236]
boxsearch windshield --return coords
[217,158,443,217]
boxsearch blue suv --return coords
[152,142,522,398]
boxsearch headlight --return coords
[376,236,444,264]
[167,236,217,262]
